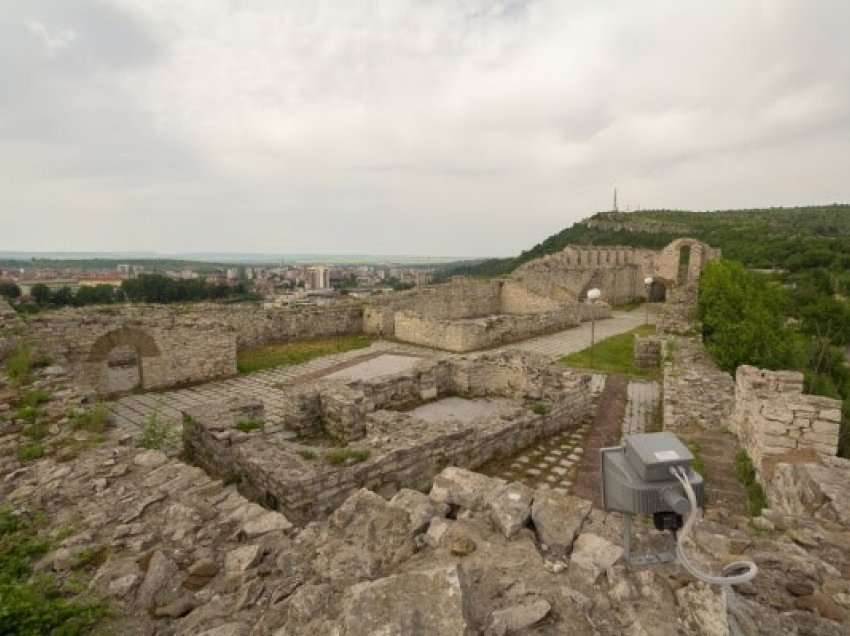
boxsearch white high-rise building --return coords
[306,266,330,290]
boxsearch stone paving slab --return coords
[408,397,518,424]
[323,353,425,382]
[623,380,660,436]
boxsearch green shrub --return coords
[138,413,178,452]
[324,448,370,465]
[734,450,768,517]
[530,402,550,416]
[0,507,107,634]
[20,389,50,408]
[235,418,264,433]
[6,346,33,384]
[17,442,45,462]
[72,404,110,434]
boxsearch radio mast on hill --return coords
[613,188,618,212]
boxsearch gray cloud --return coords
[2,0,849,256]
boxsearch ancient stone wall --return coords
[634,336,662,369]
[499,281,563,314]
[733,365,841,477]
[393,309,580,353]
[184,352,592,523]
[511,238,719,307]
[662,337,734,431]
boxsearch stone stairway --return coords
[675,426,750,519]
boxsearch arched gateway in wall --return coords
[88,327,161,395]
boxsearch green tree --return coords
[29,284,51,305]
[0,282,20,299]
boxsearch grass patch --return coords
[235,418,264,433]
[529,402,550,416]
[297,449,317,461]
[687,442,706,478]
[5,345,33,384]
[0,507,108,634]
[561,325,658,378]
[734,450,768,517]
[236,335,373,374]
[20,389,51,408]
[613,300,645,312]
[324,448,370,466]
[138,413,179,452]
[17,442,45,463]
[72,404,110,434]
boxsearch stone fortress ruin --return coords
[4,235,850,634]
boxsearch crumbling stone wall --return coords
[634,336,662,369]
[184,352,593,523]
[733,365,841,476]
[0,300,22,362]
[662,337,734,431]
[393,309,581,353]
[511,238,720,307]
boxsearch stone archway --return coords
[648,280,667,302]
[88,327,161,395]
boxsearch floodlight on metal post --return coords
[586,288,601,368]
[643,276,653,325]
[600,431,758,586]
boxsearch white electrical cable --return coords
[670,466,758,586]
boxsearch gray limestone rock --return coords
[487,599,552,635]
[570,533,624,583]
[340,565,471,636]
[429,467,505,511]
[389,488,449,533]
[488,482,533,539]
[530,490,591,553]
[136,550,183,610]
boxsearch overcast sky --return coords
[2,1,849,257]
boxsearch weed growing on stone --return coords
[0,507,108,634]
[20,389,51,408]
[17,442,45,462]
[297,449,317,461]
[734,450,768,516]
[235,418,264,433]
[324,448,370,465]
[5,345,33,384]
[72,404,111,434]
[139,413,179,452]
[529,402,550,416]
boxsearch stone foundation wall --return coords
[733,365,841,476]
[393,309,580,353]
[184,352,592,524]
[662,337,734,431]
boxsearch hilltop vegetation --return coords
[440,204,850,278]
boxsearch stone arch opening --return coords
[648,280,667,302]
[88,327,160,395]
[677,245,692,286]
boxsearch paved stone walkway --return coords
[494,306,653,358]
[107,341,431,431]
[622,380,661,436]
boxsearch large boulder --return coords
[569,533,623,582]
[339,565,472,635]
[675,583,729,636]
[769,458,850,528]
[488,482,533,539]
[488,599,551,635]
[430,467,505,511]
[314,489,414,585]
[390,488,449,533]
[530,490,591,553]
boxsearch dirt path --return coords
[573,374,628,507]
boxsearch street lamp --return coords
[587,288,601,368]
[643,276,653,325]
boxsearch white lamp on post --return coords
[643,276,654,325]
[587,288,601,367]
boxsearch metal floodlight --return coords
[601,432,758,586]
[644,276,654,286]
[587,288,601,301]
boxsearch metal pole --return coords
[590,301,595,368]
[645,287,649,325]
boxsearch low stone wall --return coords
[634,336,662,369]
[184,352,592,524]
[393,309,580,353]
[733,365,841,477]
[662,337,734,431]
[657,284,698,334]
